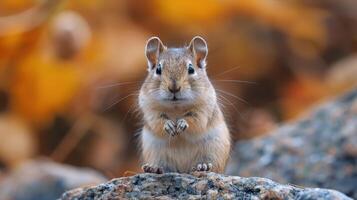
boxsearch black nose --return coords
[168,86,181,94]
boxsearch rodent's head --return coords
[140,36,214,107]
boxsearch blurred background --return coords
[0,0,357,181]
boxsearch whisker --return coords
[96,81,143,89]
[104,92,138,111]
[147,88,161,96]
[122,102,140,122]
[215,89,249,105]
[190,89,242,123]
[217,93,233,108]
[210,66,241,78]
[212,79,257,85]
[96,80,158,90]
[216,96,227,109]
[217,93,245,120]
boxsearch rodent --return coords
[139,36,231,173]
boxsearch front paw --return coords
[164,120,176,136]
[176,118,188,134]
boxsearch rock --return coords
[60,172,351,200]
[0,159,107,200]
[227,88,357,199]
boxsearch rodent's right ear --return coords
[145,37,165,70]
[189,36,208,68]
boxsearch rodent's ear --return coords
[145,37,165,69]
[189,36,208,68]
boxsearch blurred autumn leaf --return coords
[0,0,35,16]
[10,55,80,125]
[154,0,225,25]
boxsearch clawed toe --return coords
[142,164,164,174]
[176,119,188,133]
[192,163,213,172]
[164,120,177,136]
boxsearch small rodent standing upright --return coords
[139,36,231,173]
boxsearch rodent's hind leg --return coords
[142,163,164,174]
[192,163,213,172]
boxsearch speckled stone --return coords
[227,88,357,199]
[60,172,351,200]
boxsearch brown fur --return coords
[139,37,231,173]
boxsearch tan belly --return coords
[141,124,229,173]
[163,142,202,172]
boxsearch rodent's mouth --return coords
[170,98,184,102]
[163,96,186,103]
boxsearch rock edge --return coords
[60,172,351,200]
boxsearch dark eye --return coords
[156,63,162,75]
[188,63,195,75]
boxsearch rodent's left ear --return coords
[189,36,208,68]
[145,37,165,70]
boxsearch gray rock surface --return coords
[0,159,107,200]
[60,172,351,200]
[227,88,357,199]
